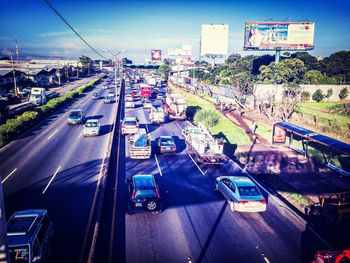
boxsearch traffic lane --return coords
[1,85,104,195]
[0,80,104,180]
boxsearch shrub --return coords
[300,91,310,102]
[312,89,324,102]
[339,87,349,100]
[194,109,220,128]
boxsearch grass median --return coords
[172,85,250,147]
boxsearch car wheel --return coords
[147,201,157,211]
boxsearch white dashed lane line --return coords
[1,168,17,184]
[47,129,58,140]
[154,155,163,176]
[42,166,61,194]
[188,154,205,176]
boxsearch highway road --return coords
[92,81,331,263]
[0,74,119,263]
[1,75,332,263]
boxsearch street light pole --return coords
[102,49,126,89]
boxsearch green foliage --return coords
[339,87,349,100]
[194,109,220,128]
[301,91,311,102]
[320,51,350,84]
[325,88,333,100]
[158,64,171,79]
[291,52,319,71]
[312,89,324,102]
[302,70,337,84]
[258,58,306,84]
[0,77,100,148]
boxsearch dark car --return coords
[67,109,85,124]
[7,209,54,263]
[158,136,177,154]
[126,174,162,214]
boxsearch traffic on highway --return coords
[1,64,348,263]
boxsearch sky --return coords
[0,0,350,63]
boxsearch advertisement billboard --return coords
[151,49,162,61]
[201,24,229,56]
[273,126,286,144]
[244,22,315,51]
[168,45,192,56]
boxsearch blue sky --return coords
[1,0,349,62]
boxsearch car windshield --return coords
[85,122,98,127]
[30,94,41,99]
[70,111,82,117]
[238,186,261,197]
[160,138,174,145]
[134,189,156,199]
[124,121,137,126]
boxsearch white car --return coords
[125,97,135,108]
[83,119,100,136]
[215,176,267,212]
[121,117,139,135]
[143,99,152,109]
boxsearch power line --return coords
[43,0,107,59]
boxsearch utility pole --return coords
[10,51,19,97]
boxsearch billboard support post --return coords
[275,49,281,64]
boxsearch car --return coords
[104,94,115,104]
[143,99,152,109]
[92,92,100,99]
[102,85,108,90]
[107,91,116,97]
[67,109,85,124]
[0,95,9,101]
[7,209,54,263]
[215,176,267,212]
[121,117,138,135]
[156,93,166,101]
[126,174,162,214]
[125,97,135,108]
[83,119,100,136]
[158,136,176,154]
[125,90,134,98]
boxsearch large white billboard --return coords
[201,24,229,56]
[168,45,192,56]
[244,22,315,51]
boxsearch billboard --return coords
[273,126,286,144]
[168,45,192,56]
[201,24,229,56]
[151,49,162,61]
[244,22,315,51]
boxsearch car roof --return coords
[229,176,256,187]
[71,109,83,112]
[86,119,99,123]
[160,136,173,140]
[7,209,49,245]
[124,117,137,121]
[132,174,155,189]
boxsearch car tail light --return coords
[155,187,161,198]
[160,146,165,150]
[135,124,139,128]
[131,190,136,199]
[239,200,248,205]
[259,200,266,204]
[122,125,125,129]
[171,147,176,151]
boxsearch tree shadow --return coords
[215,131,238,159]
[186,105,201,121]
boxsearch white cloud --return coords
[38,31,74,38]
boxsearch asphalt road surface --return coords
[93,83,330,263]
[1,74,118,263]
[1,77,331,263]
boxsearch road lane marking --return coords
[155,154,163,176]
[1,168,17,184]
[47,129,58,140]
[145,124,149,133]
[42,166,61,194]
[78,131,84,138]
[188,154,205,176]
[263,257,271,263]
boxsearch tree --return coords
[302,70,337,84]
[312,89,324,102]
[320,51,350,84]
[79,55,93,75]
[339,87,349,100]
[325,88,333,101]
[291,52,319,71]
[301,91,310,102]
[278,83,302,120]
[158,64,171,80]
[258,58,306,84]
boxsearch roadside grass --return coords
[256,121,273,144]
[254,173,315,209]
[296,102,350,125]
[174,87,250,146]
